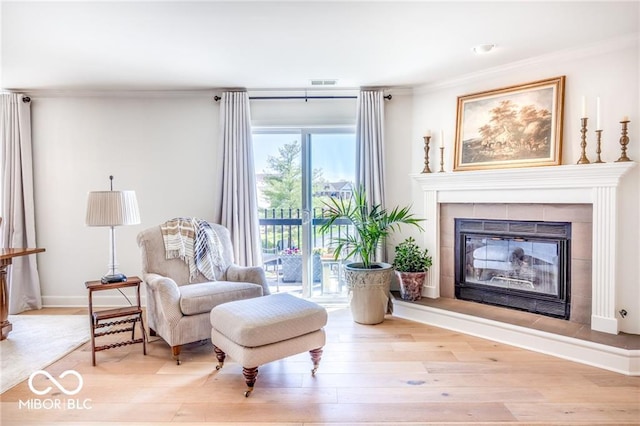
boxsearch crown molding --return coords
[15,33,637,99]
[19,87,375,99]
[18,89,223,99]
[413,33,639,95]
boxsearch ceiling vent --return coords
[310,79,337,86]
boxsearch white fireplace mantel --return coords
[411,162,637,335]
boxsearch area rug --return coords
[0,315,89,394]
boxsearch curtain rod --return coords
[22,96,31,103]
[213,94,392,102]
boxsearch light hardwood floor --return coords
[1,306,639,425]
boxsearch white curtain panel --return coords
[356,90,386,207]
[355,89,387,261]
[0,93,42,313]
[215,91,262,266]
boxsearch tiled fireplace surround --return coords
[391,162,639,375]
[441,203,589,322]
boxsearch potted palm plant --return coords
[392,237,432,301]
[319,187,423,324]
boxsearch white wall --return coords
[383,38,640,333]
[251,97,357,128]
[27,37,640,333]
[29,93,362,306]
[384,91,420,248]
[410,37,639,173]
[32,94,220,306]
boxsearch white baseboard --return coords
[392,299,640,376]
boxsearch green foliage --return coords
[319,186,424,269]
[261,140,331,210]
[262,141,302,210]
[392,237,432,272]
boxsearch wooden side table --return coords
[1,248,46,340]
[85,276,146,366]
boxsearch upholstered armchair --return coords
[137,221,269,364]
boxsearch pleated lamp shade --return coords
[85,190,140,227]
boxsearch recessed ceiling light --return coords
[473,44,496,54]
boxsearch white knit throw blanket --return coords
[160,218,225,282]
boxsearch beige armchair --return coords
[137,221,269,364]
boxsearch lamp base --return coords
[101,273,127,284]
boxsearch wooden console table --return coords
[85,276,146,366]
[0,248,46,340]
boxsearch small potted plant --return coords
[392,237,432,301]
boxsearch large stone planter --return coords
[281,254,322,282]
[343,262,393,325]
[395,271,426,301]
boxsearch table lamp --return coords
[85,176,140,283]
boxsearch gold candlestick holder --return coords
[615,120,631,162]
[439,146,445,173]
[422,136,432,173]
[594,130,604,163]
[577,117,590,164]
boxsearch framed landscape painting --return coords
[453,76,565,171]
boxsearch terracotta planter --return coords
[395,271,426,301]
[344,262,393,325]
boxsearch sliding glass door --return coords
[253,128,355,302]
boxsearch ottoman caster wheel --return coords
[309,348,322,377]
[176,359,181,366]
[213,347,226,371]
[242,367,258,397]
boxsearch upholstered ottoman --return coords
[210,293,328,397]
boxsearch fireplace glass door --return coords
[455,219,571,319]
[464,236,560,296]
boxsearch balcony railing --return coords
[259,207,352,254]
[259,208,352,297]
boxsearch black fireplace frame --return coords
[454,218,571,319]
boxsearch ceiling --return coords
[1,1,638,92]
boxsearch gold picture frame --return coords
[453,76,565,171]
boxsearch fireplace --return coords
[410,162,636,335]
[394,164,638,374]
[454,218,570,319]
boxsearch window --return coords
[253,128,355,301]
